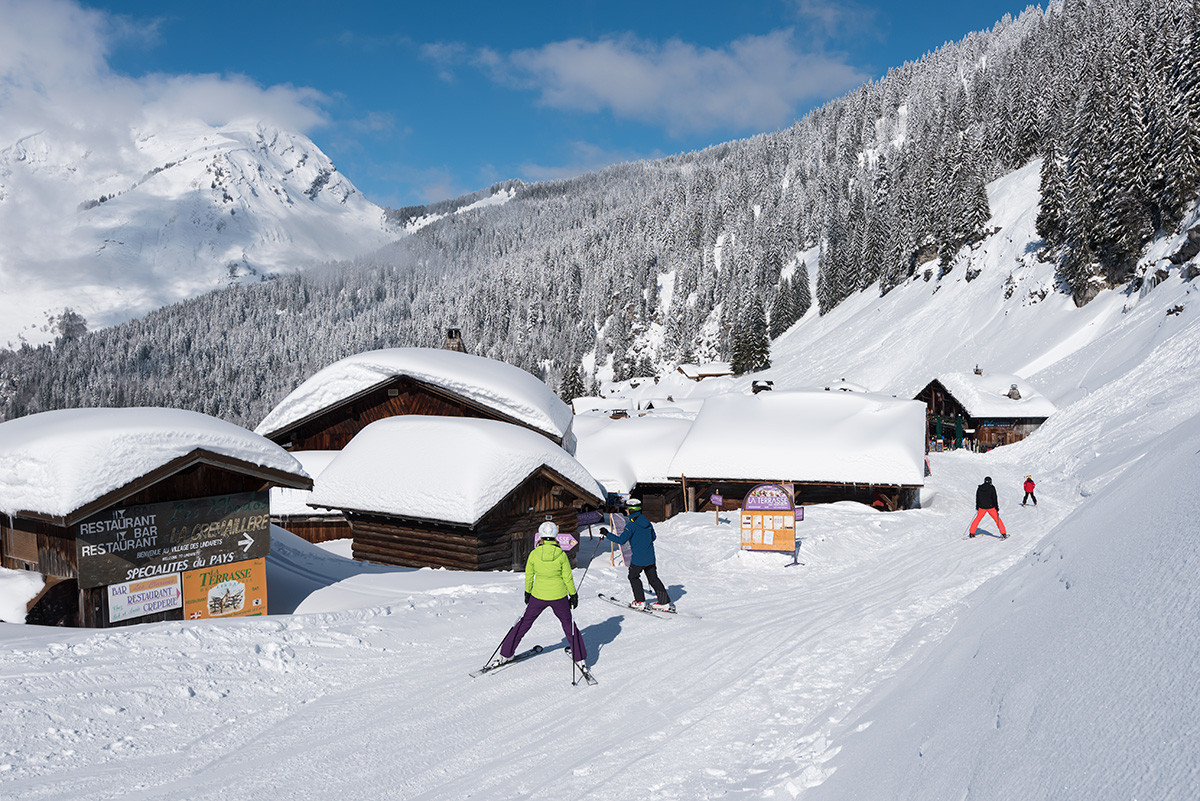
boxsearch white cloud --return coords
[470,29,868,136]
[0,0,327,146]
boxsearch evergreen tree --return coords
[730,299,771,375]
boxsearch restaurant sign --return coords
[740,483,797,553]
[75,491,270,589]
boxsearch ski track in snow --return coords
[0,450,1064,800]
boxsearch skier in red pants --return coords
[969,476,1007,538]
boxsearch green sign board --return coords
[75,491,270,589]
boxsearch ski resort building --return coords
[255,348,577,454]
[667,391,927,512]
[915,370,1055,450]
[676,362,734,381]
[308,417,604,571]
[0,408,310,628]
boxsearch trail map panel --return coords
[75,491,270,589]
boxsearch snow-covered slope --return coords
[0,123,396,346]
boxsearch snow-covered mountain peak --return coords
[0,121,398,347]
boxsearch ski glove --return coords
[524,592,532,604]
[569,593,578,609]
[599,527,610,536]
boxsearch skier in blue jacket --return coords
[601,498,673,611]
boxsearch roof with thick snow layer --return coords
[309,417,604,526]
[668,391,927,486]
[256,348,576,448]
[935,372,1056,418]
[572,413,694,494]
[0,407,308,519]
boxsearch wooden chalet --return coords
[667,391,927,514]
[308,417,604,571]
[269,450,350,544]
[0,409,310,628]
[915,370,1055,451]
[256,348,575,453]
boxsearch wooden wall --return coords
[273,376,561,451]
[273,516,352,544]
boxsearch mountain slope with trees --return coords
[1,0,1197,426]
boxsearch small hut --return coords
[668,391,926,512]
[309,417,604,571]
[915,371,1055,450]
[256,348,576,453]
[0,408,310,627]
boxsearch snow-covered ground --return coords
[2,163,1200,799]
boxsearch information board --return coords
[107,574,182,623]
[75,491,270,589]
[739,483,797,553]
[183,558,267,619]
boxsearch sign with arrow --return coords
[75,491,270,588]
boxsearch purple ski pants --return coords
[501,596,587,661]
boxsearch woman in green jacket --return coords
[498,521,588,667]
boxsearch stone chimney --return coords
[974,364,983,375]
[1007,383,1022,400]
[443,328,467,353]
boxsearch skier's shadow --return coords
[973,529,1005,539]
[571,615,624,666]
[667,584,688,602]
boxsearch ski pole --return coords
[573,534,606,595]
[482,614,522,668]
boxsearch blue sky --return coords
[4,0,1039,208]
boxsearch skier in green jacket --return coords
[497,521,588,667]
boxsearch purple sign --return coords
[710,493,723,506]
[742,483,795,512]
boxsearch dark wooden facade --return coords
[631,483,686,523]
[915,379,1048,451]
[272,515,352,544]
[263,374,564,451]
[679,477,921,514]
[341,467,599,571]
[0,450,310,628]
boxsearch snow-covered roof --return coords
[309,417,604,526]
[677,362,734,380]
[256,348,576,449]
[572,413,695,494]
[0,408,308,520]
[933,372,1056,418]
[571,396,633,415]
[668,391,926,486]
[270,451,341,518]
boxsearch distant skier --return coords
[969,476,1008,538]
[1022,476,1037,507]
[497,521,587,668]
[600,498,673,610]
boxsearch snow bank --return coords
[571,413,694,494]
[668,390,927,486]
[0,567,43,623]
[935,370,1056,418]
[309,417,604,525]
[0,408,306,518]
[256,348,576,450]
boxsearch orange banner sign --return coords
[183,558,267,620]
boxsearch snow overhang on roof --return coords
[0,408,309,521]
[934,372,1057,419]
[677,361,734,380]
[270,450,342,518]
[255,348,576,449]
[572,413,694,495]
[668,391,927,487]
[308,417,604,526]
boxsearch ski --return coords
[565,647,598,686]
[597,592,702,619]
[469,644,543,677]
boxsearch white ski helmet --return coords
[538,520,559,539]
